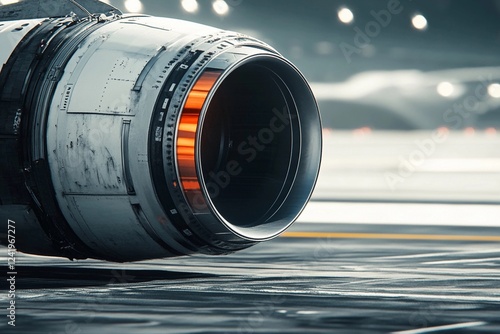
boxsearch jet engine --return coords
[0,1,321,261]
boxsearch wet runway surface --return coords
[2,132,500,333]
[2,219,500,334]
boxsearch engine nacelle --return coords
[0,12,321,261]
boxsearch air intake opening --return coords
[201,62,297,227]
[194,55,321,241]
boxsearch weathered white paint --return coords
[0,18,44,72]
[46,15,272,259]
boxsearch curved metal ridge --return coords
[0,0,122,21]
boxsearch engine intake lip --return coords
[176,53,322,241]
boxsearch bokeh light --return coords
[213,0,229,16]
[412,14,428,30]
[338,7,354,24]
[0,0,20,4]
[436,81,454,97]
[181,0,199,13]
[488,83,500,98]
[124,0,143,13]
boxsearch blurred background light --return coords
[0,0,20,4]
[464,127,476,136]
[315,41,334,56]
[436,81,454,97]
[213,0,229,16]
[411,14,428,30]
[487,83,500,98]
[124,0,143,13]
[337,7,354,24]
[181,0,199,13]
[485,127,497,136]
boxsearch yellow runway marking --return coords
[281,232,500,242]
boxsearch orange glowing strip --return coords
[177,147,196,156]
[176,70,222,209]
[181,180,201,190]
[179,123,198,133]
[177,138,196,147]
